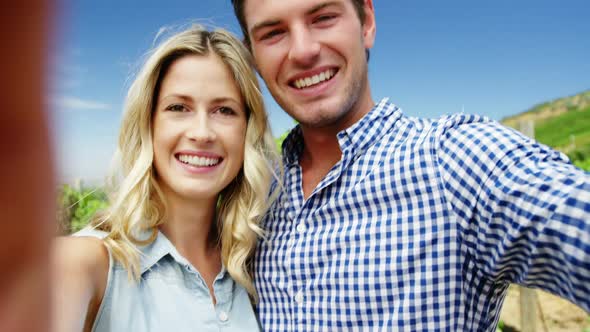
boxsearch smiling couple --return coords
[53,1,590,331]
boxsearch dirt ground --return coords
[499,286,589,332]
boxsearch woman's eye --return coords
[165,104,187,112]
[216,106,237,116]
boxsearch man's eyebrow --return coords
[307,1,340,16]
[250,1,342,36]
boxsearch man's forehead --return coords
[244,0,343,26]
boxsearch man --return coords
[231,0,590,331]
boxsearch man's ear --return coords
[362,0,376,50]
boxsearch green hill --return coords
[501,90,590,170]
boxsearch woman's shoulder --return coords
[52,235,109,282]
[51,235,110,332]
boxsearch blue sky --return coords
[50,0,590,184]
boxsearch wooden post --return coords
[518,119,542,332]
[519,119,535,138]
[519,287,539,332]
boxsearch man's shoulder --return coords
[406,112,516,148]
[404,112,491,130]
[390,110,494,141]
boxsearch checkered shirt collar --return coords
[281,97,401,165]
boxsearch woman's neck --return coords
[158,195,218,258]
[158,194,222,304]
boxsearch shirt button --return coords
[218,311,228,322]
[296,223,306,233]
[294,290,304,304]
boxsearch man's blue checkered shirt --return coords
[254,98,590,331]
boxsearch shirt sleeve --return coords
[436,114,590,312]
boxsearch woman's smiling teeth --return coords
[178,154,220,167]
[293,69,336,89]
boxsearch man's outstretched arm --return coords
[438,116,590,311]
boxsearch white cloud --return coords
[54,96,111,111]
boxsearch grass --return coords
[534,105,590,149]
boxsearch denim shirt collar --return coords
[76,226,229,279]
[138,230,228,278]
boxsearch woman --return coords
[52,25,279,332]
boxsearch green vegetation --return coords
[536,107,590,171]
[534,106,590,147]
[275,130,289,152]
[57,184,108,234]
[576,158,590,171]
[502,90,590,171]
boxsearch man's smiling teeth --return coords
[293,69,335,89]
[178,154,220,167]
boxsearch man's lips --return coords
[289,68,338,90]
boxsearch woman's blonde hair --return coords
[91,24,279,299]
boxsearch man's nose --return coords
[288,25,320,66]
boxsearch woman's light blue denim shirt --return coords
[75,228,260,332]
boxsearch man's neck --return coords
[298,90,375,198]
[299,130,342,199]
[298,111,365,199]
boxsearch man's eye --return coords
[313,14,337,24]
[260,29,284,41]
[165,104,187,112]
